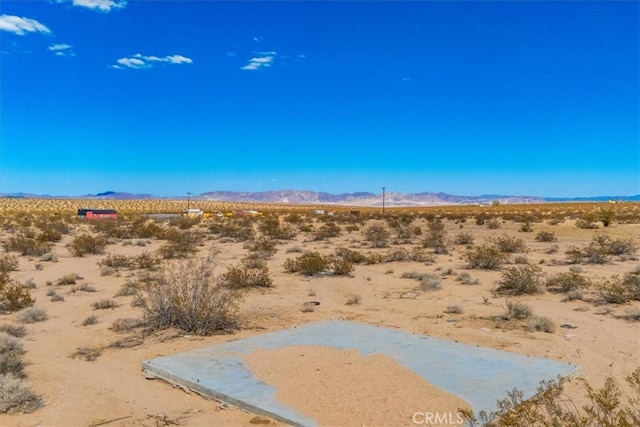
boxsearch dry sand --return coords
[244,345,470,426]
[0,214,638,426]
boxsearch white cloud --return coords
[48,43,75,56]
[58,0,127,12]
[0,15,51,36]
[241,52,276,71]
[112,53,193,70]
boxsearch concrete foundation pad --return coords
[142,320,580,426]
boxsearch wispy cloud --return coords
[0,15,51,36]
[55,0,127,13]
[48,43,75,56]
[112,53,193,70]
[241,51,277,71]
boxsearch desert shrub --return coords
[313,222,342,241]
[518,222,533,232]
[456,272,480,286]
[0,283,34,313]
[67,234,107,257]
[286,245,303,254]
[547,272,591,293]
[605,237,638,256]
[82,315,98,326]
[419,273,442,291]
[100,266,117,277]
[137,254,242,335]
[330,258,354,276]
[565,247,585,264]
[0,324,26,338]
[55,273,82,286]
[504,300,534,320]
[0,350,25,378]
[98,253,132,269]
[546,244,559,254]
[39,252,58,263]
[465,245,507,269]
[527,316,556,333]
[70,347,103,362]
[535,230,557,242]
[91,299,118,310]
[493,235,527,253]
[486,218,501,229]
[383,247,411,262]
[133,252,161,270]
[244,237,278,258]
[0,332,23,356]
[513,256,529,265]
[220,265,273,289]
[386,215,420,243]
[283,251,329,276]
[576,217,599,229]
[241,252,267,269]
[363,222,391,248]
[111,318,146,333]
[334,247,368,264]
[158,230,202,258]
[595,277,630,304]
[621,307,640,322]
[70,283,97,293]
[0,255,18,278]
[49,292,64,302]
[454,232,474,245]
[258,216,296,240]
[0,374,42,413]
[210,219,255,241]
[496,265,544,295]
[345,294,361,305]
[422,218,448,254]
[445,305,464,314]
[17,307,48,324]
[3,234,52,256]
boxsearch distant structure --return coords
[182,208,204,218]
[77,208,117,219]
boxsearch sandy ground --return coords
[0,214,639,426]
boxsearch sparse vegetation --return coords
[17,307,48,324]
[465,244,507,270]
[496,265,545,295]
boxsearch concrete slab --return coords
[142,320,580,426]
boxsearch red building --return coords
[77,208,117,219]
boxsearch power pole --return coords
[186,192,193,210]
[382,187,386,216]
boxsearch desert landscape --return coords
[0,198,638,426]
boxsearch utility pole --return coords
[382,187,386,216]
[186,192,193,210]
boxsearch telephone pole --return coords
[186,192,193,210]
[382,187,386,216]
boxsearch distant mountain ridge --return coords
[2,190,638,206]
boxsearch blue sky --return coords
[1,0,638,198]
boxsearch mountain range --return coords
[2,190,638,206]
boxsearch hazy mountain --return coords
[2,190,637,206]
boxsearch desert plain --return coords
[0,199,638,426]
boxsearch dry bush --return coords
[445,305,464,314]
[158,230,202,259]
[283,251,329,276]
[527,316,556,333]
[454,232,474,245]
[401,272,441,291]
[115,280,139,297]
[17,307,48,324]
[67,234,107,257]
[91,299,118,310]
[576,217,599,229]
[55,273,82,286]
[137,254,242,335]
[312,222,342,241]
[363,222,391,248]
[98,253,132,269]
[496,265,545,296]
[462,367,640,427]
[422,218,448,254]
[504,300,534,320]
[535,230,557,242]
[334,247,368,264]
[465,244,507,270]
[0,374,42,414]
[547,272,591,294]
[486,218,501,229]
[330,257,355,276]
[596,273,640,304]
[3,234,52,257]
[220,265,273,289]
[493,235,527,253]
[0,324,26,338]
[70,347,103,362]
[345,294,362,305]
[0,255,19,277]
[456,272,480,286]
[82,315,98,326]
[70,283,97,293]
[111,318,146,333]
